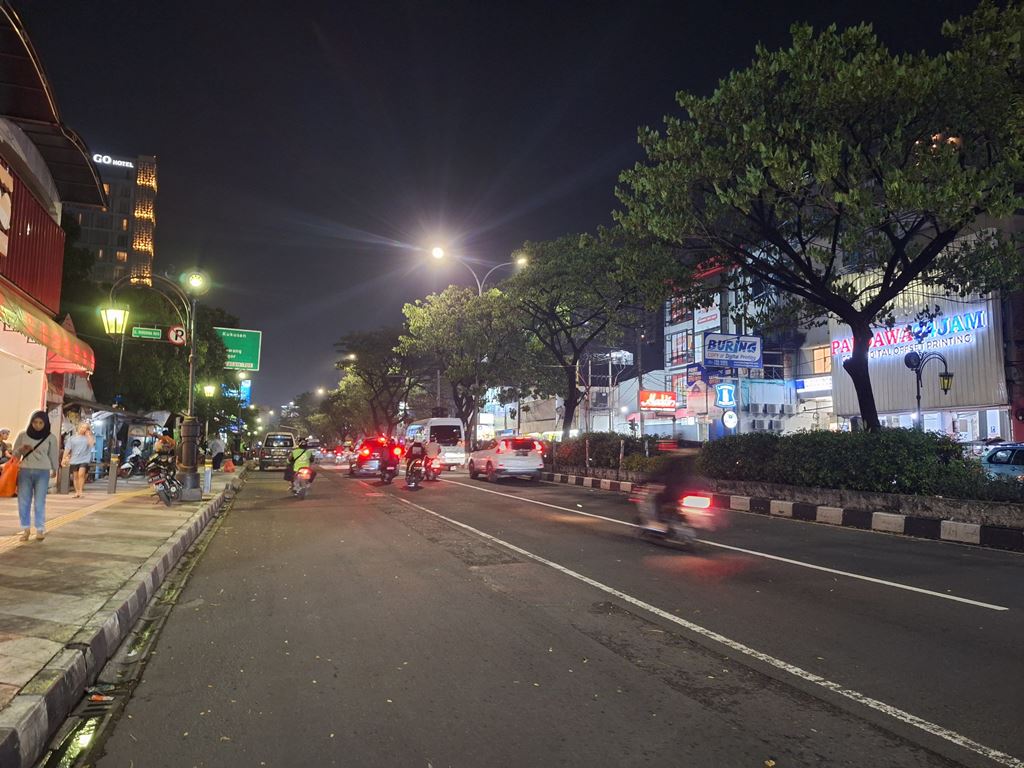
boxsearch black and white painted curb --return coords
[543,472,1024,552]
[0,472,247,768]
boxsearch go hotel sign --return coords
[829,302,1006,418]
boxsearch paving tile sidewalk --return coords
[0,471,246,768]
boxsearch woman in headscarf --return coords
[13,411,60,541]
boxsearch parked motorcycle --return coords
[146,453,181,507]
[405,458,425,490]
[423,456,442,481]
[118,454,145,479]
[291,466,314,499]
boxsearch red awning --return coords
[0,280,94,373]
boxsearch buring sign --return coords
[704,333,764,368]
[639,390,678,412]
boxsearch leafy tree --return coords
[335,327,428,437]
[505,233,638,440]
[400,286,549,442]
[617,9,1024,430]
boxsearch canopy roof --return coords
[0,3,105,207]
[0,280,94,373]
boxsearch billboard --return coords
[703,333,763,368]
[639,390,678,412]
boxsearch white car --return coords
[469,438,545,482]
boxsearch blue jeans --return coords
[17,468,50,530]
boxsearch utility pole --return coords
[635,322,645,439]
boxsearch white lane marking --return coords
[395,493,1023,768]
[440,479,1009,612]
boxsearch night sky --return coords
[22,0,978,408]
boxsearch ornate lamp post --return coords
[903,351,954,431]
[100,270,209,499]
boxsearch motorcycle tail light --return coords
[392,446,403,456]
[297,467,313,479]
[681,494,711,509]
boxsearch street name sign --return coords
[215,327,262,371]
[130,326,162,340]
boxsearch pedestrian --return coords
[63,422,95,498]
[0,428,12,465]
[13,411,60,541]
[155,429,176,455]
[207,434,226,470]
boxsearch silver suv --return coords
[980,443,1024,480]
[259,432,295,471]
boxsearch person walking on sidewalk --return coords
[63,422,95,498]
[208,434,226,470]
[0,428,12,465]
[13,411,60,541]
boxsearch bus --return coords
[405,418,465,469]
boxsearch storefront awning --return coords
[0,280,94,373]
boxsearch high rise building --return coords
[65,152,157,283]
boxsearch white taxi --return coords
[469,438,545,482]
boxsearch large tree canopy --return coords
[506,232,640,439]
[617,5,1024,430]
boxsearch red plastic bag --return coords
[0,457,20,497]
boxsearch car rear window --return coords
[431,425,461,446]
[265,435,294,448]
[505,439,537,451]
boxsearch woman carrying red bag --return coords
[12,411,60,541]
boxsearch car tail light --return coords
[392,446,403,457]
[681,494,711,509]
[360,447,370,457]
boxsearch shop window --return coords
[120,217,129,231]
[116,250,128,262]
[666,330,694,366]
[670,373,688,398]
[102,183,110,196]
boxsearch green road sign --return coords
[215,327,262,371]
[131,326,163,340]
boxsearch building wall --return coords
[66,153,156,284]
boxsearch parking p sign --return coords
[215,327,262,371]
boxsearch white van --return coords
[405,418,465,469]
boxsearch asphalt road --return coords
[92,466,1024,768]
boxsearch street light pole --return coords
[903,351,954,431]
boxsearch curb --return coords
[542,472,1024,552]
[0,471,247,768]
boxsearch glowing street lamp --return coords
[431,246,445,259]
[99,305,130,335]
[316,387,326,396]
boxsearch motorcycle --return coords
[405,458,425,490]
[631,483,715,547]
[118,453,145,479]
[424,456,442,481]
[380,444,402,485]
[146,453,181,507]
[291,466,314,499]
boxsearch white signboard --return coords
[704,333,763,368]
[693,297,721,333]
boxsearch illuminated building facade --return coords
[65,152,157,283]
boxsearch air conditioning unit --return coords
[747,402,763,414]
[770,419,783,431]
[782,404,796,415]
[765,404,779,415]
[753,419,767,431]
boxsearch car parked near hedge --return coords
[980,443,1024,481]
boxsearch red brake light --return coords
[682,495,711,509]
[393,446,403,456]
[360,447,370,457]
[297,467,313,478]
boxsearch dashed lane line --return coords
[440,478,1009,612]
[395,492,1024,768]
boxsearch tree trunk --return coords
[560,369,581,441]
[841,321,882,432]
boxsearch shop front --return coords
[830,295,1009,442]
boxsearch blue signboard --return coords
[703,333,763,368]
[714,382,737,409]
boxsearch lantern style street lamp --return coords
[100,270,210,498]
[903,351,954,430]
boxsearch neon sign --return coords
[92,153,135,169]
[831,310,986,359]
[640,390,678,411]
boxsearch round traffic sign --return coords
[167,325,187,346]
[722,410,738,429]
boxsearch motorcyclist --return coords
[424,436,442,471]
[288,439,316,484]
[405,439,426,477]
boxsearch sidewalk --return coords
[0,470,246,768]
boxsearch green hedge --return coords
[552,432,660,469]
[697,429,1023,502]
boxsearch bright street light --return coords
[515,254,528,267]
[202,384,216,398]
[316,387,326,396]
[99,305,130,335]
[237,371,247,380]
[431,246,445,259]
